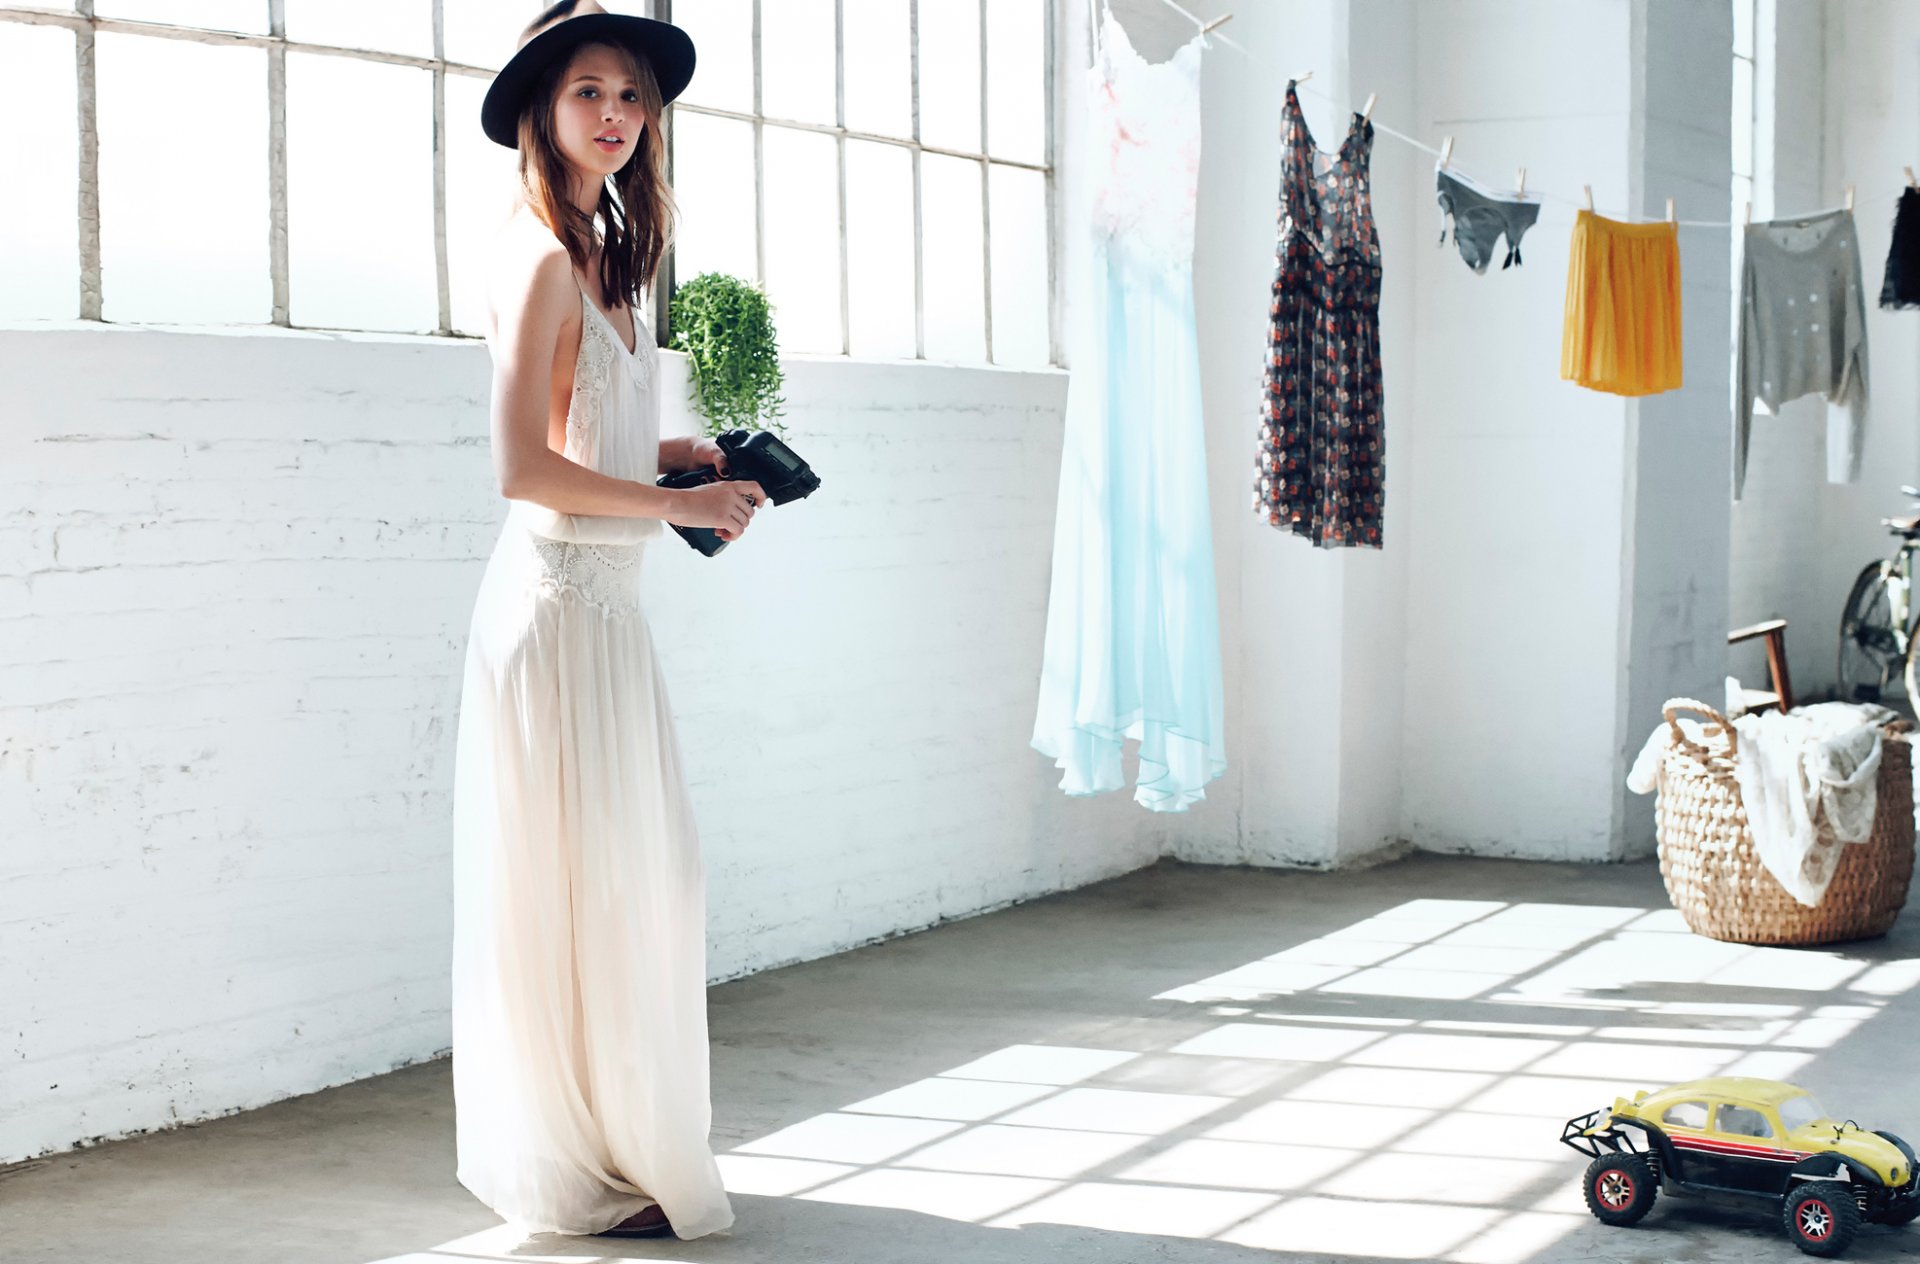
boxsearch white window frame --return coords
[659,0,1057,363]
[0,0,1058,364]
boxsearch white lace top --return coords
[505,281,663,546]
[1086,5,1207,272]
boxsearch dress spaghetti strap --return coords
[1086,0,1110,61]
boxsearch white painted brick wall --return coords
[1399,0,1641,862]
[0,326,1171,1163]
[1733,0,1920,705]
[1729,0,1841,700]
[1811,1,1920,702]
[1617,0,1735,858]
[8,0,1896,1171]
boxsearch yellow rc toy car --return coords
[1562,1077,1918,1257]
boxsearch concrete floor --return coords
[5,854,1920,1264]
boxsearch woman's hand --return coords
[669,479,768,542]
[689,436,729,476]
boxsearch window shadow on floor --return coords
[6,854,1918,1264]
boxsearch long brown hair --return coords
[514,2,677,307]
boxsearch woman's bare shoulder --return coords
[487,211,578,328]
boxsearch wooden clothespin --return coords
[1439,136,1454,168]
[1516,167,1526,196]
[1199,13,1232,35]
[1584,185,1594,212]
[1361,92,1376,122]
[1845,183,1856,211]
[1907,165,1918,189]
[1666,197,1675,223]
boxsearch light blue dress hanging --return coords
[1031,2,1226,813]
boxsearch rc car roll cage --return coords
[1561,1109,1653,1162]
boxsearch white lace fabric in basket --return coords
[1731,704,1892,907]
[1627,701,1900,907]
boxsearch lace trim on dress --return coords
[529,536,646,617]
[1087,12,1205,271]
[567,293,618,450]
[632,318,657,395]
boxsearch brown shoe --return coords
[597,1203,673,1238]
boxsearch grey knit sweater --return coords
[1734,209,1868,500]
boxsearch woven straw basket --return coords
[1654,698,1915,946]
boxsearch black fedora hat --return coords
[480,1,695,150]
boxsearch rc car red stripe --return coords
[1672,1137,1801,1161]
[1670,1135,1811,1162]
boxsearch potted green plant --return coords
[667,271,788,439]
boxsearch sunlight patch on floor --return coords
[711,896,1913,1262]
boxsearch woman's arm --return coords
[659,434,731,477]
[490,243,675,520]
[658,435,700,475]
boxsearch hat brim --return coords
[480,13,695,149]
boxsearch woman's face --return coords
[552,43,644,180]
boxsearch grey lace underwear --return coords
[1436,167,1541,273]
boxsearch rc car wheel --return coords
[1784,1181,1861,1257]
[1582,1154,1657,1227]
[1885,1201,1920,1228]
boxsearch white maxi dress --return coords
[451,278,734,1239]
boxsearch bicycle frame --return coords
[1878,542,1920,657]
[1839,487,1920,712]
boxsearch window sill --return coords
[0,319,1066,377]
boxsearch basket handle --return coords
[1663,698,1738,763]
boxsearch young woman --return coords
[450,0,757,1241]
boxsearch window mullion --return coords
[910,0,923,360]
[835,0,849,357]
[1043,0,1057,367]
[75,0,101,320]
[431,0,450,334]
[752,0,765,289]
[667,101,1041,168]
[656,0,674,347]
[267,0,289,324]
[978,0,992,363]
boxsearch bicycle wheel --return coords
[1838,562,1904,704]
[1904,618,1920,715]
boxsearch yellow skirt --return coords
[1561,210,1683,396]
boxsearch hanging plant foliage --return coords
[667,271,789,439]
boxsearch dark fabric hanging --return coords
[1880,187,1920,309]
[1252,82,1385,551]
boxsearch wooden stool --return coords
[1728,618,1794,714]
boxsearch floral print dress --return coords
[1253,81,1384,550]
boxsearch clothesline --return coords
[1141,0,1874,231]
